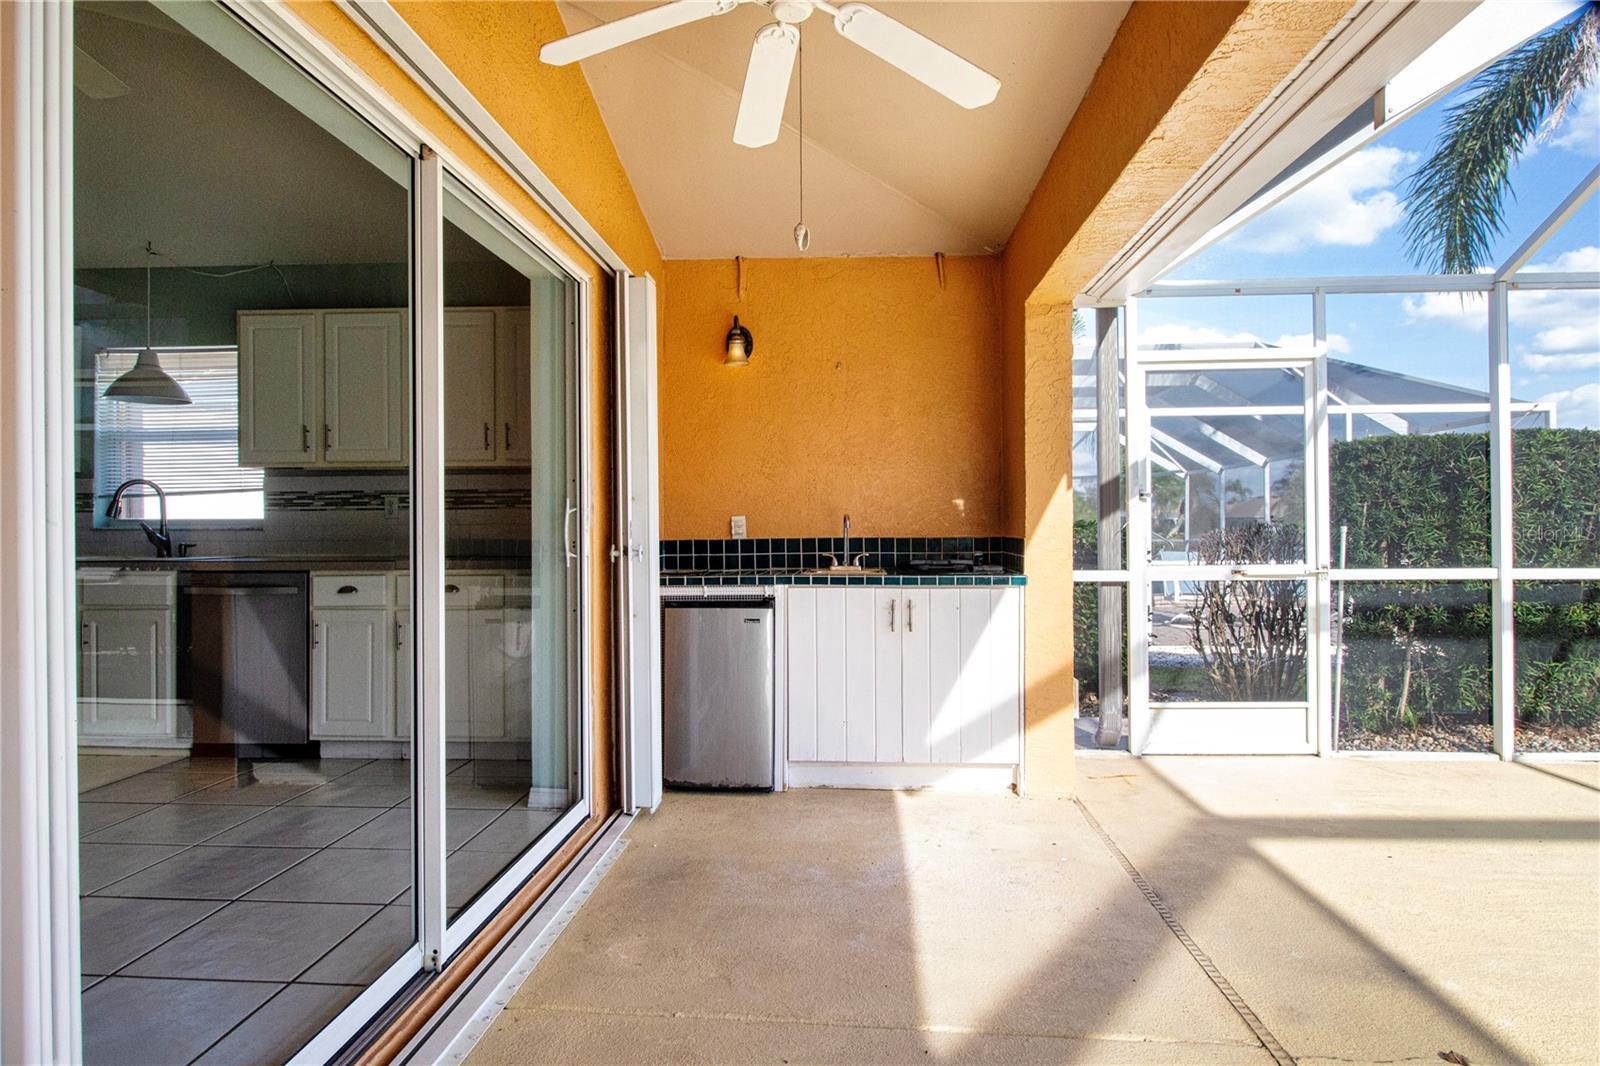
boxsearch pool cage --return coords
[1073,164,1600,758]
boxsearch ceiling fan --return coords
[541,0,1000,148]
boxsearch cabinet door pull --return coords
[906,598,914,632]
[483,422,491,451]
[311,622,321,648]
[302,424,311,452]
[336,584,358,595]
[504,422,512,450]
[395,618,404,649]
[445,583,460,594]
[888,597,896,632]
[323,424,332,450]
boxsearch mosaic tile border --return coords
[660,535,1024,575]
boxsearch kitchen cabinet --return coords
[237,306,532,470]
[322,311,407,465]
[239,312,318,466]
[342,572,512,743]
[77,571,178,745]
[444,309,498,464]
[786,587,1021,767]
[311,606,392,739]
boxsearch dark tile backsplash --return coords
[660,536,1024,575]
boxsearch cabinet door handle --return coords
[302,424,311,452]
[504,422,512,450]
[906,598,914,632]
[323,424,332,450]
[445,583,460,594]
[311,622,321,649]
[483,422,491,451]
[888,598,896,632]
[336,585,358,595]
[395,619,404,649]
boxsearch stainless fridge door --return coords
[663,600,774,790]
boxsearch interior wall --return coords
[287,0,667,921]
[661,255,1003,539]
[997,0,1350,797]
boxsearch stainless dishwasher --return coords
[662,596,775,790]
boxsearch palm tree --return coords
[1401,2,1599,274]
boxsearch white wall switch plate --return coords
[730,515,747,539]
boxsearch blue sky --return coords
[1136,2,1600,428]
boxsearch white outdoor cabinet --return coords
[444,309,498,465]
[77,571,178,744]
[310,607,391,739]
[239,312,318,466]
[322,311,407,466]
[787,586,1022,767]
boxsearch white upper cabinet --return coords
[787,587,1022,768]
[239,312,318,466]
[238,306,530,469]
[444,309,498,465]
[323,311,407,466]
[496,306,533,465]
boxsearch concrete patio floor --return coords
[469,757,1599,1065]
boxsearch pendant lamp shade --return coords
[103,348,192,405]
[104,244,192,406]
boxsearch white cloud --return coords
[1226,147,1415,254]
[1547,83,1600,152]
[1523,350,1600,373]
[1527,246,1600,274]
[1402,290,1488,329]
[1274,331,1352,354]
[1532,324,1599,353]
[1537,382,1600,428]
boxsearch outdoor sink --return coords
[801,565,888,576]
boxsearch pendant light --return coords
[103,244,191,405]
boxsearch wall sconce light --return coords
[724,315,753,367]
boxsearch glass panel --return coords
[1073,582,1128,750]
[1148,413,1306,563]
[1150,579,1308,702]
[441,186,578,922]
[1329,425,1490,568]
[1513,582,1600,754]
[1326,292,1489,393]
[1332,581,1492,752]
[73,3,415,1062]
[1509,288,1600,568]
[1147,366,1306,408]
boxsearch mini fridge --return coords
[662,596,775,790]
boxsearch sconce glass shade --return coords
[724,315,753,367]
[103,348,193,405]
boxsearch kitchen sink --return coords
[800,566,888,576]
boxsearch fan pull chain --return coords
[794,37,809,252]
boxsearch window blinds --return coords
[94,347,265,521]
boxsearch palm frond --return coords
[1402,3,1600,275]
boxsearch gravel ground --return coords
[1338,718,1600,754]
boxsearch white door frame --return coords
[616,274,663,813]
[1127,338,1332,755]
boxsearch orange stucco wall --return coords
[661,256,1004,539]
[287,0,667,833]
[998,1,1349,797]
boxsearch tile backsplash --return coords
[660,536,1024,574]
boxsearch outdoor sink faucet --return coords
[842,513,851,567]
[107,478,174,558]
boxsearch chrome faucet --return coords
[107,478,174,558]
[842,513,851,566]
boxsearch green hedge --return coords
[1072,429,1600,729]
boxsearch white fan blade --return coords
[831,2,998,109]
[733,23,799,148]
[75,46,129,100]
[541,0,738,65]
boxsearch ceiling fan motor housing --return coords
[770,1,815,25]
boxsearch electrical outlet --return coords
[730,515,747,539]
[384,494,401,519]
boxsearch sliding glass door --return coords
[69,3,588,1061]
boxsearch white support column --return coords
[1,2,81,1058]
[1311,289,1334,755]
[412,147,448,968]
[1488,281,1515,759]
[1125,300,1153,754]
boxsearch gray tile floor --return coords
[79,755,564,1065]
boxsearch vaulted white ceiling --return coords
[557,0,1130,259]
